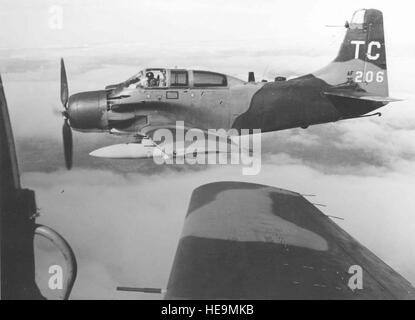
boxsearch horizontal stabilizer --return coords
[324,91,401,103]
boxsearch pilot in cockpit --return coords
[146,71,157,87]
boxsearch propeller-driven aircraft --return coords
[58,8,397,169]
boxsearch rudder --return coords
[315,9,389,97]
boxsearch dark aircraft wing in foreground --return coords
[0,75,43,299]
[166,182,415,299]
[1,75,76,300]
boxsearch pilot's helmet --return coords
[146,71,154,79]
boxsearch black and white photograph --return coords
[1,0,415,305]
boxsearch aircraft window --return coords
[170,71,188,87]
[146,69,167,88]
[125,71,143,89]
[350,9,365,27]
[193,71,227,87]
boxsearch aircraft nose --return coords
[66,90,108,130]
[66,95,82,128]
[66,98,76,120]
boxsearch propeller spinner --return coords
[60,58,73,170]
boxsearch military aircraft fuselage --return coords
[64,9,392,140]
[65,68,384,136]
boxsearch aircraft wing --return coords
[2,74,78,300]
[0,74,21,192]
[165,181,415,299]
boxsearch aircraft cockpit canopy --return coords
[124,68,167,89]
[122,68,230,89]
[349,9,366,29]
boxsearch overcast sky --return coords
[0,0,413,52]
[1,0,414,299]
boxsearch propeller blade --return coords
[61,58,69,109]
[62,119,73,170]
